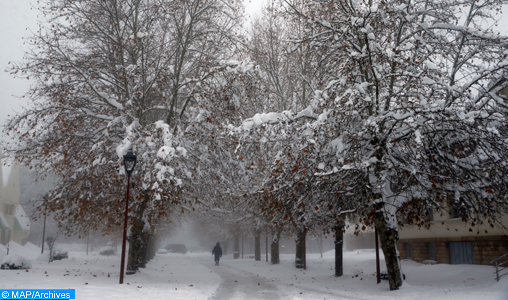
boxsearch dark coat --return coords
[212,245,222,259]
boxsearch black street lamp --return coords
[120,149,136,284]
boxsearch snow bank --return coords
[1,255,31,269]
[23,242,41,253]
[7,241,39,260]
[36,252,51,262]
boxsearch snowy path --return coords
[198,257,281,300]
[192,255,366,300]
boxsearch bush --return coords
[380,271,406,280]
[99,246,115,256]
[52,250,68,260]
[1,255,31,270]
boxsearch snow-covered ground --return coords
[1,242,507,300]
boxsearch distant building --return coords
[398,209,508,265]
[0,154,30,246]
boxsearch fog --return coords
[158,219,344,257]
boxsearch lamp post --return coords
[41,205,46,254]
[120,149,137,284]
[375,227,381,284]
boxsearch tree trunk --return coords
[319,232,323,259]
[303,227,307,270]
[127,220,143,274]
[375,210,403,290]
[145,234,152,262]
[295,227,305,268]
[234,233,240,259]
[127,192,150,274]
[254,229,261,261]
[148,234,157,260]
[270,227,281,264]
[138,232,149,268]
[335,226,343,277]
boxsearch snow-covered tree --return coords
[3,0,244,274]
[236,0,508,290]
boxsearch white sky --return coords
[0,0,39,136]
[244,0,269,25]
[0,0,506,138]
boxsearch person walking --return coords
[212,242,222,266]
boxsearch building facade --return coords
[398,212,508,265]
[0,156,30,246]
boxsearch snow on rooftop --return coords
[15,205,30,231]
[0,213,9,229]
[6,241,39,260]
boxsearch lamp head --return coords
[123,149,137,177]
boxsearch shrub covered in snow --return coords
[99,246,115,256]
[52,250,68,260]
[1,255,31,270]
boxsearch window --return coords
[3,204,15,216]
[449,242,473,264]
[405,243,413,259]
[428,242,436,260]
